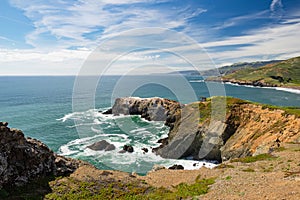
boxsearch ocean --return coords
[1,76,299,174]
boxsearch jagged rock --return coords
[87,140,115,151]
[142,148,148,153]
[123,145,134,153]
[111,97,182,123]
[102,108,112,114]
[168,164,184,170]
[107,97,300,163]
[0,122,8,127]
[0,122,86,189]
[151,98,300,162]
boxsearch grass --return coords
[216,163,235,169]
[190,96,299,127]
[230,154,276,163]
[45,176,215,200]
[242,168,255,172]
[222,56,300,86]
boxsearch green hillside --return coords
[223,56,300,87]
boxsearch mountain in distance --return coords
[220,56,300,88]
[172,60,282,76]
[202,60,282,76]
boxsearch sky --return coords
[0,0,299,75]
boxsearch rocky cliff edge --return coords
[108,97,300,162]
[0,122,87,189]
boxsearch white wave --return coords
[129,127,147,133]
[189,80,205,83]
[56,112,81,122]
[274,87,300,94]
[59,145,79,156]
[225,82,300,94]
[91,127,103,133]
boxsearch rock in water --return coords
[87,140,115,151]
[111,97,182,122]
[102,108,112,114]
[105,144,116,151]
[123,145,134,153]
[142,148,149,153]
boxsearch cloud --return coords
[0,48,90,75]
[8,0,207,50]
[214,11,268,30]
[270,0,283,12]
[202,17,300,65]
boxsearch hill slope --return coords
[221,56,300,88]
[201,60,282,76]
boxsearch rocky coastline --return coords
[106,97,300,163]
[206,77,300,90]
[1,97,300,199]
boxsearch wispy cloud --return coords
[2,0,300,75]
[203,17,300,64]
[9,0,206,50]
[214,11,268,30]
[270,0,283,12]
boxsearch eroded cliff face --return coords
[108,97,300,162]
[158,99,300,162]
[220,103,300,160]
[0,122,86,189]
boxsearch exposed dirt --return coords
[139,143,300,199]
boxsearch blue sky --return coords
[0,0,299,75]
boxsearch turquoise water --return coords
[0,76,299,174]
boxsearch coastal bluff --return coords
[107,97,300,162]
[0,122,86,189]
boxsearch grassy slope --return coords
[223,56,300,87]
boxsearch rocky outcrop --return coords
[110,97,182,124]
[87,140,115,151]
[206,77,279,87]
[0,122,86,189]
[108,97,300,163]
[154,98,300,162]
[223,78,278,87]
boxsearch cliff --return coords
[0,122,86,190]
[108,97,300,162]
[1,98,300,199]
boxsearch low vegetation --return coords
[44,176,215,200]
[231,154,276,163]
[222,56,300,87]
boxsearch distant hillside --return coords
[221,56,300,88]
[201,60,282,76]
[172,60,281,76]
